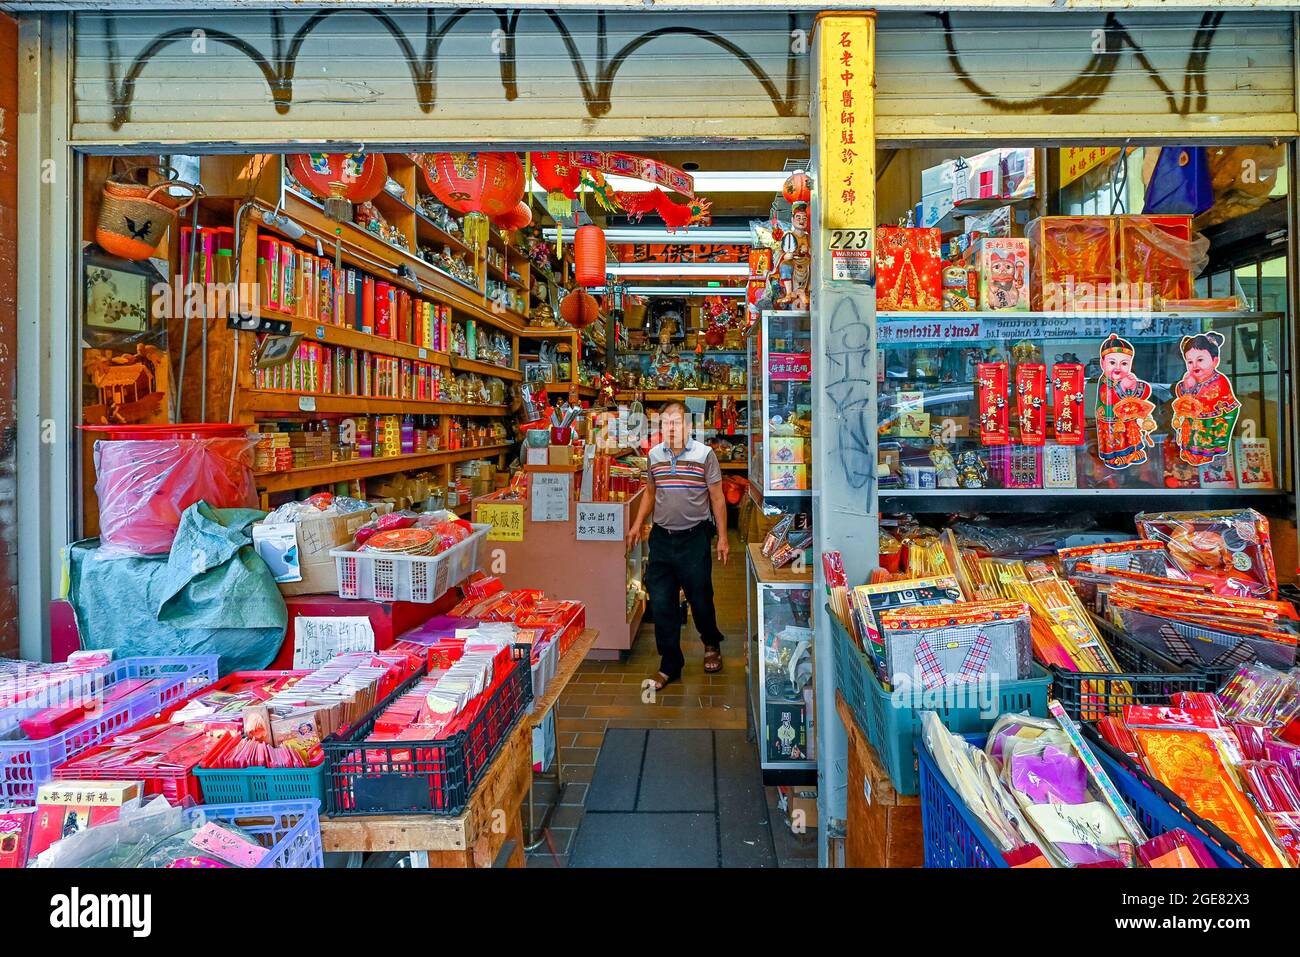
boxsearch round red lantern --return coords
[559,289,601,329]
[782,171,811,205]
[288,153,389,221]
[494,202,532,231]
[533,152,582,199]
[574,224,606,287]
[421,152,524,217]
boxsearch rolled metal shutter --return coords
[876,10,1297,144]
[71,9,812,147]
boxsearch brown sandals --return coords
[648,671,677,691]
[703,647,723,674]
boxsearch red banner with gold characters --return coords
[977,362,1009,446]
[1015,363,1047,446]
[1051,363,1087,446]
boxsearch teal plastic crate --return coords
[828,606,1051,796]
[194,762,327,805]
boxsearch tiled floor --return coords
[526,530,814,867]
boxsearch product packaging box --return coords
[1028,216,1118,311]
[976,237,1031,311]
[941,261,978,311]
[548,445,574,466]
[1117,214,1194,305]
[769,464,809,491]
[525,447,549,465]
[0,808,37,868]
[255,508,380,597]
[920,159,961,228]
[842,703,922,868]
[768,436,807,465]
[29,780,142,860]
[876,227,943,311]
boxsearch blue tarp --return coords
[66,502,287,674]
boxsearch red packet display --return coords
[29,780,142,860]
[1050,363,1086,445]
[0,808,36,868]
[876,227,942,311]
[1014,363,1047,446]
[976,362,1009,446]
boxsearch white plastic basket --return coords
[329,524,491,603]
[529,638,560,708]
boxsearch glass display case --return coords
[745,547,816,778]
[748,310,813,501]
[877,309,1289,509]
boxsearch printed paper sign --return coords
[293,616,376,669]
[530,473,571,523]
[477,502,525,542]
[768,352,811,381]
[576,503,624,542]
[191,822,270,867]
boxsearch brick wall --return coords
[0,14,18,657]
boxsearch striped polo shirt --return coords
[648,438,722,531]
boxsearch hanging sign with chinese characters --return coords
[819,17,874,230]
[576,503,624,542]
[768,352,812,381]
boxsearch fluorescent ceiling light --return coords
[542,226,752,244]
[606,263,749,277]
[529,170,786,195]
[592,286,745,297]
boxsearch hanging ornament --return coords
[782,170,811,205]
[288,152,388,222]
[614,188,711,231]
[1095,333,1156,470]
[582,171,621,213]
[534,151,581,222]
[1015,363,1047,446]
[977,362,1010,446]
[1170,331,1240,466]
[1051,363,1086,446]
[560,289,601,329]
[417,151,524,217]
[574,224,606,287]
[493,202,533,231]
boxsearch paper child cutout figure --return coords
[1170,331,1240,466]
[1095,333,1156,470]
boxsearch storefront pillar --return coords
[810,11,879,863]
[15,12,74,660]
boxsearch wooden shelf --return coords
[254,444,513,493]
[720,461,750,471]
[517,326,576,340]
[243,390,508,417]
[614,390,750,401]
[747,543,812,585]
[449,354,523,381]
[281,317,450,366]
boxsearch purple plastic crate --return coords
[184,799,323,868]
[0,655,219,807]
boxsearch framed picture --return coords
[255,332,304,370]
[524,361,554,385]
[83,253,155,334]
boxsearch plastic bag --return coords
[1135,508,1278,599]
[93,436,258,557]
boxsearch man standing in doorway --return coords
[626,400,729,690]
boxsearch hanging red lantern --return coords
[532,152,582,199]
[574,224,606,287]
[782,171,811,205]
[559,289,601,329]
[419,152,524,217]
[288,153,389,221]
[493,202,532,231]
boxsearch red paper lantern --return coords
[421,152,524,217]
[533,152,582,199]
[288,153,389,221]
[560,289,601,329]
[782,171,811,205]
[574,224,606,287]
[494,202,532,231]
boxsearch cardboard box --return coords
[548,445,574,466]
[261,509,379,597]
[783,787,819,832]
[525,446,549,465]
[840,696,922,868]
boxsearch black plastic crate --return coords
[1050,615,1220,721]
[323,644,533,817]
[1081,723,1263,868]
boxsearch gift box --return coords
[941,260,978,311]
[976,237,1030,311]
[769,436,808,465]
[1118,214,1194,305]
[876,227,942,311]
[29,780,143,860]
[1028,216,1118,311]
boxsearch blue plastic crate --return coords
[0,655,219,807]
[829,609,1050,796]
[918,732,1248,868]
[194,762,327,805]
[184,799,323,868]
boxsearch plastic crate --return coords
[1050,616,1219,721]
[0,656,219,807]
[1082,724,1263,868]
[529,638,559,708]
[828,608,1051,796]
[194,762,327,805]
[324,644,534,816]
[185,799,323,868]
[330,524,490,603]
[917,732,1249,868]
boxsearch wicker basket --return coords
[96,181,196,260]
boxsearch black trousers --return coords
[644,522,725,679]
